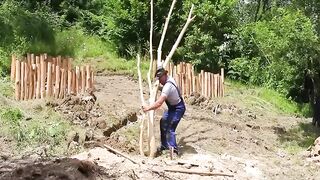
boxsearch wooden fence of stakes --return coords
[10,54,95,101]
[153,61,224,98]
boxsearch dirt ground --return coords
[1,75,320,179]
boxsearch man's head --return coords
[155,67,168,85]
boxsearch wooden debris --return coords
[164,168,234,177]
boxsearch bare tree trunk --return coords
[137,54,146,156]
[148,4,195,158]
[138,1,195,158]
[157,0,177,65]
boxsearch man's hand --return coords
[142,105,149,113]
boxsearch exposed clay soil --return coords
[1,75,320,179]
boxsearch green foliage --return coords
[0,78,14,97]
[229,8,319,97]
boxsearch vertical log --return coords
[52,58,56,84]
[15,60,21,100]
[67,58,72,95]
[36,56,41,99]
[27,54,33,100]
[86,65,91,92]
[68,69,72,95]
[76,66,80,95]
[47,62,52,97]
[59,69,65,99]
[91,71,94,91]
[214,74,218,97]
[204,72,208,97]
[217,75,221,97]
[32,64,36,99]
[173,65,177,78]
[20,62,25,100]
[40,54,46,99]
[72,70,76,94]
[198,72,201,95]
[81,66,86,94]
[31,54,35,99]
[24,60,29,100]
[11,55,16,81]
[221,68,224,97]
[55,66,60,98]
[201,70,204,96]
[211,73,214,98]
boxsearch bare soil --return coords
[1,75,320,179]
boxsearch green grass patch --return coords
[279,122,319,154]
[226,79,312,117]
[0,103,82,156]
[0,78,14,97]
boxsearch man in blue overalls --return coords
[143,67,186,156]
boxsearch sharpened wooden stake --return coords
[47,62,53,97]
[36,56,41,99]
[15,60,21,100]
[55,66,60,98]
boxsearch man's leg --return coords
[167,108,185,153]
[160,111,174,150]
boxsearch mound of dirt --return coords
[49,93,103,127]
[0,158,111,180]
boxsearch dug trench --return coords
[1,75,320,179]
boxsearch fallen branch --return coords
[103,144,139,165]
[164,168,234,177]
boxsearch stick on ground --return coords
[103,144,139,165]
[164,168,234,177]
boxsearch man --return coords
[143,67,186,156]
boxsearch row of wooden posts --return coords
[11,54,95,101]
[155,62,224,98]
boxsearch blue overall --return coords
[160,81,186,152]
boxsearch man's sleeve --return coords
[161,84,171,97]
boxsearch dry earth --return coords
[1,75,320,180]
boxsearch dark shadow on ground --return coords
[277,121,320,148]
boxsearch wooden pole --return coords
[55,66,60,98]
[72,70,76,94]
[52,58,56,85]
[24,58,28,100]
[31,54,35,99]
[47,62,52,97]
[91,71,94,91]
[217,75,220,97]
[67,58,72,95]
[40,54,46,99]
[221,68,224,97]
[36,56,41,99]
[201,70,204,96]
[81,66,86,94]
[15,60,21,100]
[75,66,80,95]
[11,55,16,81]
[20,62,25,100]
[211,73,214,98]
[86,65,91,92]
[28,54,33,100]
[214,74,218,97]
[59,69,65,99]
